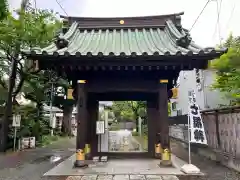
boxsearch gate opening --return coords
[98,101,148,153]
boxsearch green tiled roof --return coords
[24,20,226,57]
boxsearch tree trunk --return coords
[34,102,43,141]
[0,58,18,152]
[136,118,139,132]
[0,0,29,152]
[134,111,139,133]
[62,104,73,136]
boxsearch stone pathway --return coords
[0,137,76,180]
[108,131,143,152]
[66,175,179,180]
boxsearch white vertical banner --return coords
[12,114,21,127]
[138,117,142,137]
[50,114,56,128]
[188,90,207,145]
[96,121,105,134]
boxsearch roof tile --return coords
[24,20,227,57]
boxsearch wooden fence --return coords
[169,106,240,172]
[201,106,240,158]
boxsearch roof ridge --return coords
[60,12,184,19]
[62,14,182,31]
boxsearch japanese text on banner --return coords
[188,90,207,145]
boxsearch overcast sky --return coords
[8,0,239,47]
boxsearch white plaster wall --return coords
[202,70,230,108]
[176,69,229,115]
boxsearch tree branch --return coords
[130,101,138,112]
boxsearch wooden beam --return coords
[89,92,157,101]
[87,78,158,93]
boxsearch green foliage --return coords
[132,131,138,136]
[109,122,120,131]
[142,124,148,136]
[0,8,61,50]
[111,101,172,121]
[0,0,8,21]
[0,4,68,108]
[168,102,171,115]
[0,4,67,149]
[0,5,62,103]
[7,104,52,148]
[111,101,146,122]
[210,34,240,105]
[40,135,59,146]
[23,70,69,106]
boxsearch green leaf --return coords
[210,34,240,104]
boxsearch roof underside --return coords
[23,13,227,58]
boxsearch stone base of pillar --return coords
[85,153,91,160]
[155,143,162,159]
[74,149,88,168]
[159,148,172,167]
[85,144,91,160]
[159,160,172,167]
[74,160,88,168]
[155,153,161,159]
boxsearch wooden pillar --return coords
[90,100,99,157]
[147,100,155,157]
[159,79,171,166]
[75,80,88,167]
[147,98,159,158]
[215,110,221,148]
[85,98,93,160]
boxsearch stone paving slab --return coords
[44,154,190,176]
[112,175,129,180]
[65,175,180,180]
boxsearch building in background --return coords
[170,69,230,116]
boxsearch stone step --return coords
[92,156,108,162]
[65,175,179,180]
[92,156,99,162]
[101,156,108,162]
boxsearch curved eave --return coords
[22,48,228,60]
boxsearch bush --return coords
[109,123,120,131]
[40,135,52,146]
[50,135,58,141]
[39,135,59,146]
[7,104,61,149]
[132,131,138,136]
[142,124,148,136]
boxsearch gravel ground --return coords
[0,137,76,180]
[171,140,240,180]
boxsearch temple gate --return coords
[23,12,226,167]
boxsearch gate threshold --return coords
[44,154,204,177]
